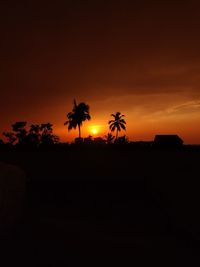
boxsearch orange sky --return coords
[1,1,200,144]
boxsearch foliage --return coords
[108,112,126,139]
[104,133,115,144]
[1,103,129,149]
[64,100,91,138]
[3,132,16,145]
[3,122,59,147]
[114,135,129,144]
[11,121,27,145]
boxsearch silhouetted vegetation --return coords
[1,101,188,153]
[108,112,126,139]
[64,99,91,139]
[114,135,129,145]
[104,133,115,144]
[3,132,16,145]
[1,101,200,266]
[2,121,59,149]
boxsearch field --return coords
[0,147,200,265]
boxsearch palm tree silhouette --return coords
[108,112,126,139]
[64,100,91,139]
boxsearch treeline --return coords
[0,121,128,149]
[1,122,59,149]
[0,100,129,150]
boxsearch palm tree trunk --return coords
[78,124,81,138]
[116,129,118,139]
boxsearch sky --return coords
[1,0,200,143]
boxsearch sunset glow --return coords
[1,2,200,261]
[91,128,97,135]
[89,126,101,136]
[1,2,200,144]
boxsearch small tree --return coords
[104,133,115,144]
[3,122,59,148]
[114,135,129,145]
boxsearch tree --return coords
[64,100,91,138]
[28,124,41,145]
[40,123,55,145]
[104,133,115,144]
[11,121,27,145]
[3,122,59,148]
[3,132,16,145]
[114,135,129,145]
[108,112,126,139]
[40,123,53,135]
[30,124,40,135]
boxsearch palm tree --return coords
[108,112,126,139]
[64,100,91,138]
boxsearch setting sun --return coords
[89,125,100,135]
[91,128,97,134]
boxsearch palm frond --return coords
[119,123,126,130]
[108,112,126,134]
[109,124,116,132]
[119,119,126,124]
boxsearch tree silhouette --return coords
[64,100,91,139]
[108,112,126,139]
[2,122,59,148]
[40,123,55,145]
[11,121,27,145]
[115,135,129,144]
[104,133,115,144]
[30,124,40,135]
[28,124,41,145]
[40,123,53,135]
[3,132,16,145]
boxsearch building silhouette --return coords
[154,135,183,148]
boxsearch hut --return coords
[154,135,183,148]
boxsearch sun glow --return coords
[91,128,97,134]
[90,125,100,135]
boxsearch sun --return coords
[91,128,98,135]
[89,125,100,135]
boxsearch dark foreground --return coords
[0,147,200,265]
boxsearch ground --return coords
[0,147,200,265]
